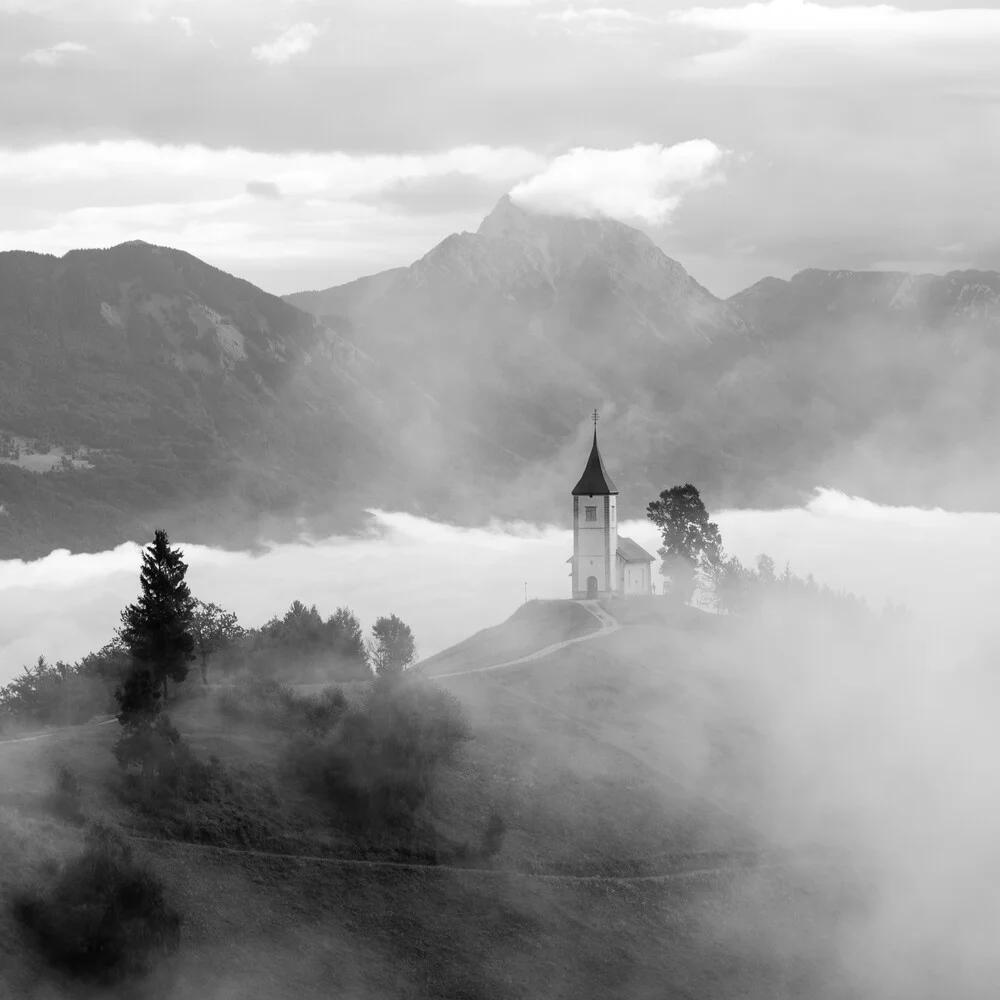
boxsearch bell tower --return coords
[570,411,619,600]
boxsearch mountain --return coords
[0,242,472,559]
[291,200,1000,517]
[287,195,757,522]
[723,267,1000,509]
[5,199,1000,560]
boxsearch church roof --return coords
[617,535,656,564]
[572,430,618,496]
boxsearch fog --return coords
[2,486,999,685]
[7,487,1000,997]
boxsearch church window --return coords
[585,506,597,522]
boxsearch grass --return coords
[0,606,870,999]
[419,599,599,677]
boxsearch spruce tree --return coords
[117,529,197,708]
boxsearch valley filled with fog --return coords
[2,487,995,685]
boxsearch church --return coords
[567,416,656,600]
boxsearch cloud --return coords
[666,1,1000,83]
[246,180,283,200]
[669,0,1000,39]
[0,140,546,289]
[509,140,728,225]
[366,172,515,215]
[251,21,321,64]
[20,41,92,66]
[536,6,655,32]
[171,15,194,36]
[0,140,544,195]
[454,0,559,6]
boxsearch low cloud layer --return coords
[1,490,997,685]
[510,140,728,225]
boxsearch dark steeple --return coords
[572,412,618,496]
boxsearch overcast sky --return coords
[1,0,998,297]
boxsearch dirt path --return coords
[0,716,116,746]
[429,600,621,680]
[129,833,837,886]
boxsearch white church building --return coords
[567,419,656,600]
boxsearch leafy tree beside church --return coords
[646,484,723,603]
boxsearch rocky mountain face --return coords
[5,198,1000,558]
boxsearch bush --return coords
[0,657,111,728]
[112,715,184,776]
[480,813,507,861]
[115,728,292,852]
[13,820,182,985]
[286,676,470,830]
[217,676,347,734]
[45,763,85,825]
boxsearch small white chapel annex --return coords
[567,414,656,600]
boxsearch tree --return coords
[327,606,369,672]
[367,615,416,681]
[710,555,755,615]
[190,601,243,684]
[116,529,197,708]
[646,484,723,604]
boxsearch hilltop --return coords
[0,598,867,999]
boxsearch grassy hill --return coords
[0,599,866,999]
[418,599,600,677]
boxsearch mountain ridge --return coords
[4,197,1000,558]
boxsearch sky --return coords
[1,0,999,297]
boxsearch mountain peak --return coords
[476,193,546,240]
[476,192,647,244]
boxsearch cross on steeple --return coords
[593,409,599,429]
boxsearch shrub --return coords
[0,657,111,728]
[112,715,184,777]
[45,764,85,825]
[13,820,182,985]
[480,813,507,861]
[286,676,470,830]
[116,731,292,852]
[217,676,347,734]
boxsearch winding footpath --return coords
[427,600,622,680]
[0,716,116,746]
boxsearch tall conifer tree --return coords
[117,529,197,710]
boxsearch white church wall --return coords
[573,493,618,597]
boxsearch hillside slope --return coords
[0,602,871,1000]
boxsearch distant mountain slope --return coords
[7,203,1000,559]
[0,243,444,558]
[723,267,1000,509]
[291,201,1000,516]
[288,195,760,521]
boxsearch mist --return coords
[2,486,998,686]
